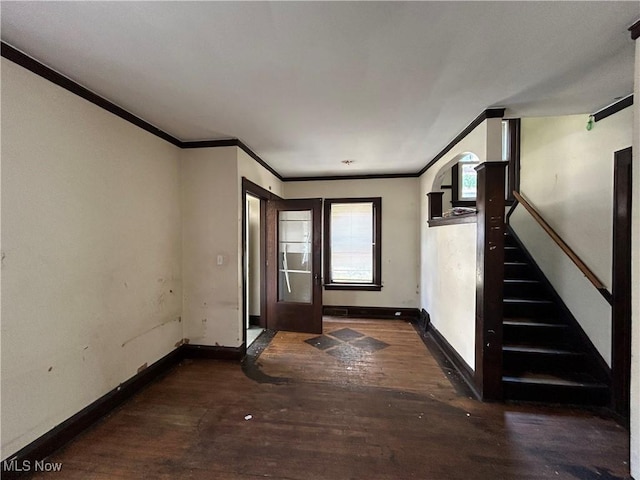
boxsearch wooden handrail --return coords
[510,191,612,305]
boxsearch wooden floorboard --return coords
[26,318,630,479]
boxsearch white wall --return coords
[630,35,639,480]
[1,58,183,457]
[284,178,420,309]
[512,111,633,365]
[181,147,240,347]
[181,147,283,348]
[419,117,502,369]
[422,223,477,368]
[519,112,632,290]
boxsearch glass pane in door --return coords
[278,210,312,303]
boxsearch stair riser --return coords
[505,248,527,263]
[503,325,570,345]
[503,382,609,406]
[503,301,556,318]
[503,282,546,299]
[503,351,586,372]
[504,263,535,279]
[504,234,518,248]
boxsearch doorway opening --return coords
[245,193,264,347]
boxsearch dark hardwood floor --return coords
[27,318,630,479]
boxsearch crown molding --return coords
[593,95,633,123]
[3,41,503,183]
[629,19,640,40]
[1,42,183,147]
[282,172,419,182]
[416,108,505,177]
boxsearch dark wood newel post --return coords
[427,191,444,220]
[475,161,507,400]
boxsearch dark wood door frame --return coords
[241,178,282,347]
[611,147,632,423]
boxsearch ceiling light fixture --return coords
[341,160,355,166]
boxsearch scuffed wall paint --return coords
[513,111,633,366]
[1,58,182,457]
[181,147,240,347]
[419,117,501,369]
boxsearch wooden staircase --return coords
[501,230,610,406]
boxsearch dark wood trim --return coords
[424,322,480,400]
[428,213,477,227]
[451,200,477,208]
[323,197,382,290]
[1,347,184,479]
[629,19,640,40]
[1,42,182,148]
[242,177,282,334]
[236,139,283,180]
[593,96,633,123]
[242,177,283,202]
[451,163,460,203]
[186,140,283,180]
[611,147,632,424]
[181,138,238,149]
[506,225,612,382]
[506,118,521,201]
[1,42,284,181]
[451,162,478,207]
[427,192,444,220]
[324,284,382,291]
[417,108,505,176]
[1,42,511,183]
[0,339,248,478]
[282,172,418,182]
[506,192,519,223]
[474,162,507,401]
[323,305,419,320]
[417,309,431,333]
[181,344,245,361]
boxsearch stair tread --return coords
[503,319,567,328]
[504,297,553,304]
[503,373,608,389]
[504,279,540,284]
[503,344,581,355]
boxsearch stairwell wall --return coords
[419,117,503,370]
[511,110,633,365]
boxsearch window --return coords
[451,153,480,207]
[450,119,521,206]
[323,198,382,291]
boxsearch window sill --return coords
[428,213,477,227]
[452,200,476,207]
[324,283,383,291]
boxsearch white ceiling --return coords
[1,1,638,178]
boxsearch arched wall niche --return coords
[430,152,480,209]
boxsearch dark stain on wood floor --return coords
[25,318,631,479]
